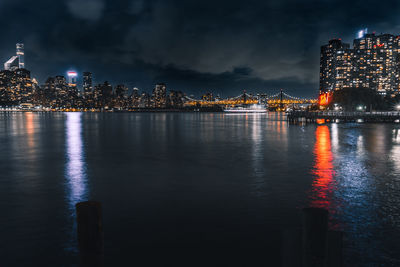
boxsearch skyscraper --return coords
[319,39,351,93]
[16,43,24,69]
[4,56,19,71]
[152,83,167,108]
[67,71,78,88]
[353,33,400,94]
[320,33,400,95]
[3,43,25,71]
[83,72,92,96]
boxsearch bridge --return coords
[183,90,317,111]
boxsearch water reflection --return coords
[250,115,266,196]
[65,113,88,210]
[25,112,35,149]
[310,126,336,209]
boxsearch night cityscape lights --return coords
[320,32,400,96]
[0,43,317,111]
[2,31,400,112]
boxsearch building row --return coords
[320,32,400,95]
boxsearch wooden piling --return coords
[76,201,104,267]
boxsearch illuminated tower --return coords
[152,83,167,108]
[16,43,24,69]
[319,39,351,93]
[67,71,78,88]
[4,56,19,71]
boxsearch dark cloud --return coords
[1,0,399,97]
[66,0,105,21]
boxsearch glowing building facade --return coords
[320,33,400,95]
[320,39,352,93]
[4,56,19,71]
[16,43,24,69]
[67,71,78,88]
[152,83,167,108]
[83,72,92,96]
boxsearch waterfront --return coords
[1,112,400,266]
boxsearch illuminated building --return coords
[82,72,92,96]
[201,92,214,101]
[353,33,400,94]
[0,68,34,104]
[115,84,128,98]
[4,56,19,71]
[152,83,167,108]
[67,71,78,88]
[139,92,151,108]
[14,68,33,102]
[320,32,400,95]
[130,87,140,107]
[4,44,25,71]
[319,39,351,93]
[168,90,184,108]
[54,75,68,99]
[16,43,24,69]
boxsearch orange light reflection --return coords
[311,126,335,209]
[25,112,34,148]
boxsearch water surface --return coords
[1,112,399,266]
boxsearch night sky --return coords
[1,0,399,97]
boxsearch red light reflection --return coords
[311,126,335,209]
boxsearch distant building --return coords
[139,92,151,108]
[353,33,400,94]
[16,43,24,69]
[4,56,19,71]
[4,43,25,71]
[320,33,400,95]
[168,90,184,108]
[152,83,167,108]
[320,39,351,93]
[201,92,214,101]
[67,71,78,88]
[0,68,33,104]
[54,75,68,97]
[83,72,92,96]
[115,84,128,98]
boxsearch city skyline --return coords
[5,29,400,99]
[2,0,400,97]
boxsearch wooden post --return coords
[302,208,328,267]
[76,201,104,267]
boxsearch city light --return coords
[319,92,332,106]
[357,105,366,111]
[357,28,368,39]
[67,71,78,77]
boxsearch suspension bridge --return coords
[183,89,317,110]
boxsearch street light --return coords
[396,105,400,111]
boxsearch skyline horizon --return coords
[3,28,398,99]
[2,0,398,98]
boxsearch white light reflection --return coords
[250,114,267,197]
[391,129,400,175]
[65,113,88,210]
[331,123,339,153]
